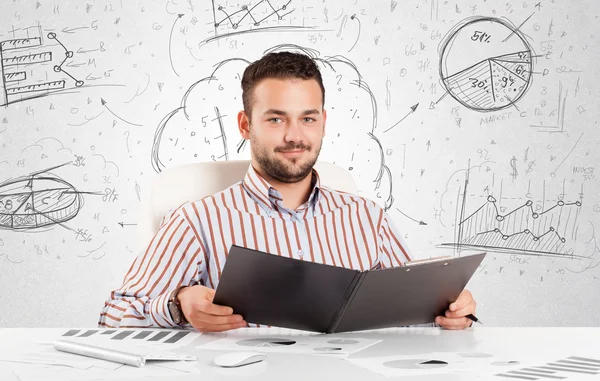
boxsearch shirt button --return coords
[297,250,303,257]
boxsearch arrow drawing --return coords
[348,14,361,52]
[118,222,138,228]
[101,98,143,126]
[383,103,419,133]
[169,14,184,77]
[62,26,89,34]
[396,208,428,225]
[77,47,99,54]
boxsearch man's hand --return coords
[177,285,247,332]
[435,289,476,330]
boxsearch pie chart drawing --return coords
[0,175,83,231]
[236,338,297,347]
[439,17,534,112]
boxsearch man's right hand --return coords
[177,285,247,332]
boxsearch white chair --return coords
[136,160,358,250]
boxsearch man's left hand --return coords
[435,289,476,330]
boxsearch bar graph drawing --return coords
[0,26,84,107]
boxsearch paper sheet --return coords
[0,329,204,381]
[344,352,531,378]
[11,361,200,381]
[199,327,381,356]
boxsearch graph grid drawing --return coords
[0,164,84,231]
[0,26,84,107]
[439,17,534,112]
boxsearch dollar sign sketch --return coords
[526,160,536,174]
[510,156,518,180]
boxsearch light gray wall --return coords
[1,0,598,327]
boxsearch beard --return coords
[251,137,321,184]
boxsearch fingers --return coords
[199,299,235,316]
[449,289,473,312]
[198,311,245,326]
[445,299,476,319]
[187,310,246,332]
[193,320,248,333]
[436,315,471,330]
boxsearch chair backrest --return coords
[136,160,358,250]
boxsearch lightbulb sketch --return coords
[0,163,85,231]
[0,26,84,107]
[439,17,534,112]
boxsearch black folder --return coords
[213,245,486,333]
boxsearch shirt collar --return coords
[242,163,322,214]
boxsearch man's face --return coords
[242,78,326,183]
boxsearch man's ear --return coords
[322,108,327,138]
[238,110,250,139]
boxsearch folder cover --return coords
[213,245,486,333]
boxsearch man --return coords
[99,51,476,332]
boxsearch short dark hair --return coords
[241,51,325,120]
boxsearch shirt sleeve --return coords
[98,203,206,328]
[377,212,414,268]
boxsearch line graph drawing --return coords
[197,0,319,47]
[438,17,535,112]
[213,0,293,29]
[439,167,586,259]
[0,26,84,107]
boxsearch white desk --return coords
[1,327,599,381]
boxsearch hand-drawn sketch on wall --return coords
[438,17,535,112]
[439,164,591,261]
[0,163,87,231]
[529,81,569,133]
[151,44,396,209]
[199,0,316,47]
[0,25,85,107]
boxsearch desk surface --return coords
[1,327,600,381]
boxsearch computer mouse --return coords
[213,351,268,368]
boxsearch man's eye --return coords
[269,118,283,123]
[303,117,315,122]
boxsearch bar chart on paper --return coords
[60,328,200,347]
[495,356,600,380]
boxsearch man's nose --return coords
[284,120,304,142]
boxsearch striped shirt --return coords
[99,164,418,329]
